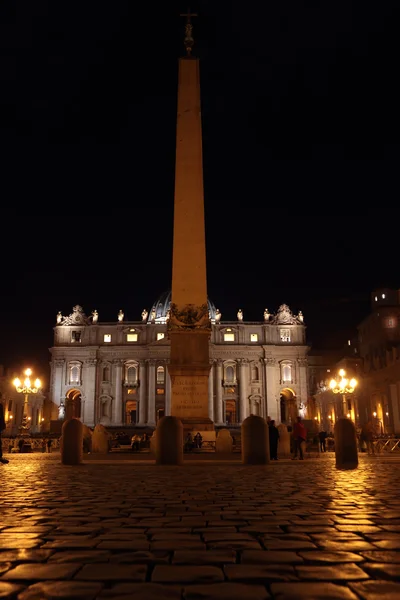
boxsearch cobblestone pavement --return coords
[1,454,400,599]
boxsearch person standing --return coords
[0,403,9,464]
[269,419,280,460]
[292,416,307,460]
[318,430,327,452]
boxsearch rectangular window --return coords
[127,333,138,342]
[156,388,165,395]
[157,333,165,341]
[250,333,258,342]
[127,388,137,395]
[104,334,112,343]
[71,331,81,343]
[280,329,291,342]
[224,333,235,342]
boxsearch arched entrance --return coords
[225,398,237,424]
[280,388,297,424]
[65,389,82,420]
[125,400,137,425]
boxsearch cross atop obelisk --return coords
[180,8,198,56]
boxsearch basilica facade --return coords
[49,291,310,429]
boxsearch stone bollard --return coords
[334,417,358,470]
[91,424,110,453]
[61,418,83,465]
[215,429,233,453]
[242,415,270,465]
[155,416,183,465]
[277,423,291,458]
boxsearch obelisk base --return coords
[168,332,213,433]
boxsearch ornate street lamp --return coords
[329,368,357,418]
[13,368,41,443]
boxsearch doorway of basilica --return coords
[125,400,137,425]
[65,389,82,420]
[225,399,237,424]
[279,388,297,424]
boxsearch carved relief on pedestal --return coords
[54,359,65,368]
[168,302,210,331]
[297,358,308,367]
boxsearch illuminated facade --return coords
[48,295,310,429]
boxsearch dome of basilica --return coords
[149,290,217,323]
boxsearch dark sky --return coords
[1,1,399,384]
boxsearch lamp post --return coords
[329,369,357,419]
[13,368,41,447]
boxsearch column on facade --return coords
[53,359,65,420]
[112,359,123,425]
[83,359,97,426]
[138,360,147,424]
[297,358,308,415]
[208,360,214,422]
[165,361,172,417]
[215,359,224,424]
[147,359,156,426]
[264,357,279,422]
[238,359,249,422]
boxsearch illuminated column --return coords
[264,358,279,422]
[147,359,156,426]
[138,360,147,424]
[208,359,214,421]
[83,359,96,426]
[165,361,172,416]
[297,358,308,415]
[238,359,249,422]
[113,359,123,425]
[215,359,223,424]
[53,359,65,416]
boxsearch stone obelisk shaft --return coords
[171,57,207,306]
[168,56,212,430]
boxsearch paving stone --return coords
[2,563,81,580]
[349,580,400,599]
[152,565,224,584]
[97,540,150,550]
[151,540,206,551]
[224,564,298,582]
[299,551,365,563]
[271,582,359,599]
[109,551,170,564]
[47,550,111,563]
[361,551,400,563]
[262,540,317,550]
[295,563,370,581]
[0,541,41,550]
[0,565,11,577]
[17,581,103,599]
[0,582,25,598]
[361,562,400,580]
[98,582,182,599]
[207,541,261,550]
[183,583,270,600]
[173,550,236,564]
[316,540,376,552]
[371,540,400,549]
[241,551,304,564]
[74,563,147,581]
[40,539,99,549]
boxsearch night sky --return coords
[1,1,399,385]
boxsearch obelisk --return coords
[168,10,213,432]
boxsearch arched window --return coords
[251,364,259,381]
[126,366,137,385]
[281,363,292,383]
[102,365,110,382]
[225,365,235,384]
[68,362,82,385]
[157,366,165,384]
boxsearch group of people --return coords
[184,432,203,451]
[130,432,149,452]
[268,415,308,460]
